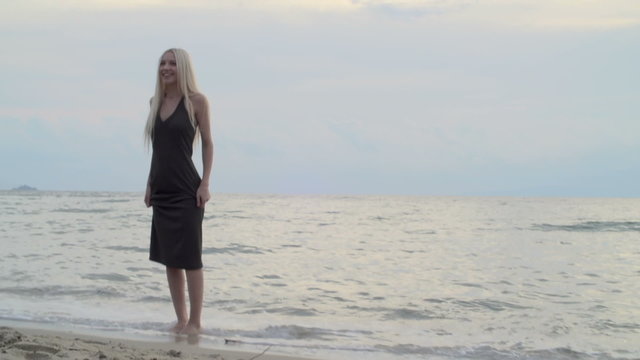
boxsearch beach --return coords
[0,325,318,360]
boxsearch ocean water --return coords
[0,191,639,360]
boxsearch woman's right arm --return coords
[144,182,151,208]
[144,97,154,208]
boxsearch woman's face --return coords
[159,51,178,86]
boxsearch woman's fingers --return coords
[196,188,210,208]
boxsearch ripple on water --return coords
[203,243,269,255]
[455,282,487,289]
[0,285,124,298]
[234,324,367,341]
[346,305,443,320]
[82,273,131,282]
[99,199,131,203]
[126,267,153,272]
[136,295,170,303]
[266,283,288,287]
[374,344,609,359]
[52,208,112,214]
[104,246,148,253]
[403,229,436,235]
[593,319,640,332]
[241,307,318,317]
[383,308,444,320]
[453,299,532,312]
[532,221,640,232]
[256,274,281,279]
[423,298,448,303]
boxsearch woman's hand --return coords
[144,184,151,208]
[196,183,210,208]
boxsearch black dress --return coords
[149,97,204,270]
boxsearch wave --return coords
[452,299,533,312]
[98,199,131,203]
[240,307,317,317]
[224,326,631,359]
[104,246,148,253]
[347,298,532,320]
[52,208,112,214]
[0,314,634,359]
[375,344,624,359]
[0,315,167,334]
[531,221,640,232]
[203,243,271,255]
[0,285,124,298]
[81,273,131,282]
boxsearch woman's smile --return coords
[159,51,178,84]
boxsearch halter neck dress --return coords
[148,97,204,270]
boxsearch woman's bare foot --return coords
[170,321,187,334]
[181,322,201,335]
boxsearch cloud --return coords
[534,16,639,29]
[449,0,640,30]
[4,0,639,29]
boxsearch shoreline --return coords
[0,323,322,360]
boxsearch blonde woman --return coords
[144,48,213,335]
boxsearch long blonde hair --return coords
[144,48,200,147]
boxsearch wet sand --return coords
[0,326,320,360]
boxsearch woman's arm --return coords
[144,97,154,208]
[192,93,214,208]
[144,179,151,208]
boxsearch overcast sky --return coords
[1,0,638,197]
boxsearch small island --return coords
[11,185,38,191]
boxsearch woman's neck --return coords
[163,85,182,99]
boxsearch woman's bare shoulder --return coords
[189,92,208,107]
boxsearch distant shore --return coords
[10,185,38,191]
[0,325,320,360]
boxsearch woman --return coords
[144,48,214,335]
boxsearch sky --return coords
[1,0,639,197]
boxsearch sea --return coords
[0,190,638,360]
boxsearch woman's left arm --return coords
[193,93,214,208]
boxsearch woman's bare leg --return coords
[183,268,204,334]
[166,267,188,333]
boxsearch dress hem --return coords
[149,257,203,270]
